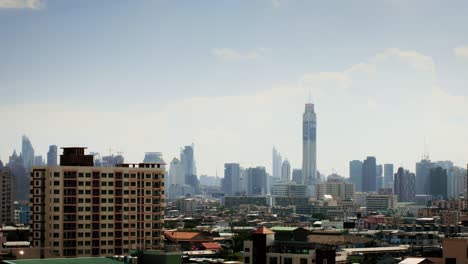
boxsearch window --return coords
[284,258,293,264]
[244,257,250,264]
[269,257,278,264]
[244,248,250,252]
[300,259,308,264]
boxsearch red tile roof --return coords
[164,231,201,241]
[253,226,275,235]
[201,242,222,250]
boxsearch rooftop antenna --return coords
[423,137,429,160]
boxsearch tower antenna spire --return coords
[308,88,312,103]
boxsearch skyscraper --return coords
[47,145,58,166]
[21,135,34,172]
[383,164,394,189]
[143,152,164,163]
[292,169,302,184]
[393,167,416,202]
[376,164,383,190]
[416,159,435,194]
[302,103,317,189]
[34,155,45,166]
[428,166,448,200]
[281,160,291,182]
[223,163,241,195]
[246,167,267,196]
[7,150,27,201]
[181,145,199,194]
[436,161,455,198]
[349,160,363,192]
[362,156,377,192]
[272,147,282,179]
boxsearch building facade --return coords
[271,183,307,197]
[30,147,165,258]
[366,195,397,211]
[315,180,355,201]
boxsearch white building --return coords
[366,195,397,211]
[315,180,355,201]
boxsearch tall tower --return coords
[21,135,35,172]
[272,147,282,179]
[47,145,58,166]
[302,103,317,189]
[362,156,377,192]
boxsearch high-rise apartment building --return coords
[383,164,394,189]
[30,147,165,258]
[272,147,282,180]
[281,160,291,182]
[393,167,416,202]
[349,160,363,192]
[47,145,58,166]
[362,157,377,192]
[223,163,241,195]
[302,103,317,189]
[0,169,14,224]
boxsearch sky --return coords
[1,0,468,177]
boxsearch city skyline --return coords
[1,0,468,176]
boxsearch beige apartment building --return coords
[30,147,165,258]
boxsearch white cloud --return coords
[0,0,43,9]
[454,45,468,58]
[213,48,264,61]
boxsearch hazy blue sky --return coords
[1,0,468,176]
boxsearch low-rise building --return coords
[366,195,397,212]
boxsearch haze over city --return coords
[1,0,468,176]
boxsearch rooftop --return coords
[4,257,122,264]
